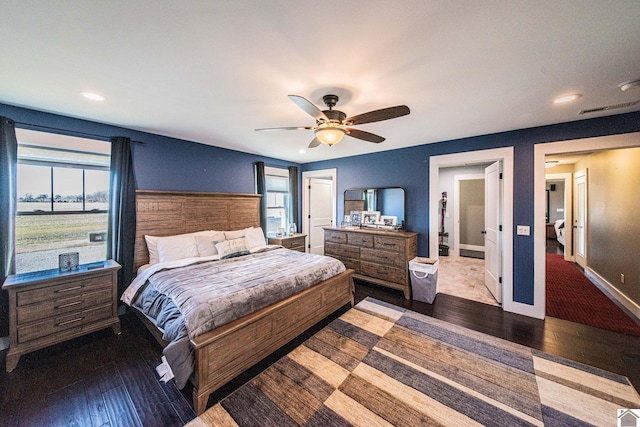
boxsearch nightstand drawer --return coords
[17,287,113,324]
[281,235,305,250]
[17,303,113,344]
[16,274,113,306]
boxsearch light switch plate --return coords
[517,225,530,236]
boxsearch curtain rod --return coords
[14,121,145,144]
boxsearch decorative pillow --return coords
[194,232,226,257]
[244,227,266,250]
[145,230,215,265]
[156,235,199,263]
[224,229,246,240]
[215,237,250,259]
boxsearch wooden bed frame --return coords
[132,190,354,415]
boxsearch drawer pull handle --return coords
[55,285,82,293]
[55,300,83,309]
[381,243,395,246]
[56,317,84,326]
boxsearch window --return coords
[264,166,291,237]
[15,129,111,273]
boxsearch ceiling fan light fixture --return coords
[315,127,345,146]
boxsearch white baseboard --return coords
[459,244,485,252]
[585,267,640,320]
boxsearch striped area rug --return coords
[187,297,640,426]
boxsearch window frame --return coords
[264,166,291,237]
[17,144,110,216]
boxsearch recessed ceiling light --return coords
[553,94,582,104]
[298,149,307,154]
[79,91,106,101]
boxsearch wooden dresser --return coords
[2,259,121,372]
[324,227,417,299]
[268,234,307,252]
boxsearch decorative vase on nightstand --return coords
[289,223,297,235]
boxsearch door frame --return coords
[534,131,640,319]
[545,172,573,261]
[301,168,337,250]
[573,169,588,268]
[430,147,515,314]
[454,173,485,256]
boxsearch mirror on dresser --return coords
[343,187,405,229]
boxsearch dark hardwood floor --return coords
[1,280,639,426]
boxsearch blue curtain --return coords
[108,137,137,297]
[255,161,267,231]
[288,166,299,231]
[0,116,17,336]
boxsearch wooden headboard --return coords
[134,190,261,270]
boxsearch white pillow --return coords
[194,232,226,257]
[215,237,250,259]
[156,234,199,263]
[224,229,246,240]
[146,230,215,264]
[244,227,266,250]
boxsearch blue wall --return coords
[3,102,639,305]
[303,111,640,304]
[0,103,299,195]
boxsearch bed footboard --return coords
[190,269,354,415]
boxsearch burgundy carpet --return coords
[546,253,640,336]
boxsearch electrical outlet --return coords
[516,225,530,236]
[621,274,625,284]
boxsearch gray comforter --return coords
[128,247,346,387]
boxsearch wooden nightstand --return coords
[268,234,307,252]
[2,259,121,372]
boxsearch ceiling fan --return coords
[255,94,410,148]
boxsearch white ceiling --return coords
[1,1,639,163]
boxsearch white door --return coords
[308,178,333,254]
[574,170,587,269]
[484,161,502,303]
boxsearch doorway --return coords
[534,132,640,320]
[429,147,517,314]
[301,169,337,254]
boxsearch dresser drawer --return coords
[360,260,406,284]
[347,233,373,248]
[324,231,347,244]
[360,247,406,269]
[324,242,359,259]
[374,236,405,253]
[16,287,113,324]
[17,303,113,344]
[16,274,113,306]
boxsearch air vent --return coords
[578,100,639,115]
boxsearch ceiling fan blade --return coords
[345,128,385,143]
[288,95,329,121]
[254,126,313,131]
[308,137,322,148]
[346,105,410,125]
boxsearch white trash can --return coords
[409,257,439,303]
